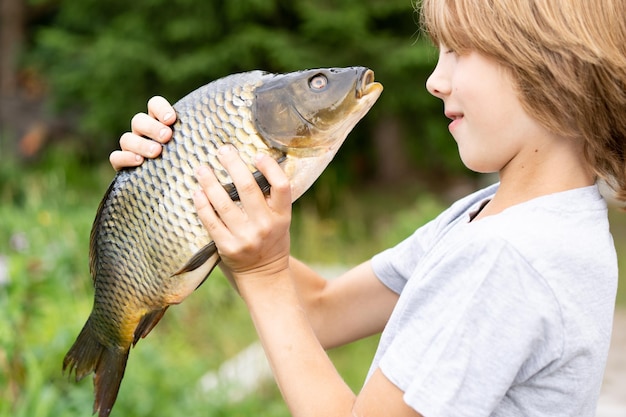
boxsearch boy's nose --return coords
[426,65,450,99]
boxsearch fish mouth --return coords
[356,69,382,98]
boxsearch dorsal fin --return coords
[89,177,120,282]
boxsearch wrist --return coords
[232,258,292,298]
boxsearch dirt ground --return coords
[597,308,626,416]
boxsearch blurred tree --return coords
[0,0,25,96]
[1,0,72,160]
[24,0,462,183]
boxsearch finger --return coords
[147,96,176,125]
[195,164,243,225]
[193,187,227,238]
[254,153,292,211]
[217,145,267,212]
[110,150,143,171]
[119,132,162,158]
[130,113,173,144]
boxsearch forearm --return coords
[223,255,396,351]
[289,258,397,349]
[286,257,337,346]
[236,266,357,417]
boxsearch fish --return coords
[62,67,382,417]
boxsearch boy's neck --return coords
[473,137,595,221]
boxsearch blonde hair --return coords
[419,0,626,202]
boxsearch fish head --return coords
[254,67,383,200]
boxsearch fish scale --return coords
[64,67,382,417]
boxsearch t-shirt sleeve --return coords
[371,212,451,294]
[371,185,498,295]
[370,230,426,294]
[377,239,564,417]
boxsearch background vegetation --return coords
[0,148,449,416]
[1,0,625,416]
[3,0,463,183]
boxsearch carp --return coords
[63,67,382,416]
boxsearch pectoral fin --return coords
[173,241,218,276]
[222,155,286,201]
[166,242,221,305]
[223,169,271,201]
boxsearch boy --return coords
[110,0,625,415]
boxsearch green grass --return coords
[0,149,288,417]
[0,148,444,417]
[1,146,625,417]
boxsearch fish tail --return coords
[63,317,129,417]
[92,346,129,417]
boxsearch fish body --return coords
[63,67,382,416]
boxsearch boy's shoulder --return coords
[447,182,499,215]
[428,182,499,231]
[436,183,613,277]
[444,182,608,235]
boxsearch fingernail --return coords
[193,189,205,202]
[196,165,210,177]
[159,127,169,140]
[150,143,160,156]
[254,152,265,163]
[218,145,234,155]
[163,112,173,122]
[135,154,143,162]
[192,189,208,207]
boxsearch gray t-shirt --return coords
[369,183,617,417]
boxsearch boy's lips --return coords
[445,111,464,131]
[445,110,463,120]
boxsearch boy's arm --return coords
[193,149,416,417]
[288,258,397,349]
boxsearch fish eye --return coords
[308,74,328,91]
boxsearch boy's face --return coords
[426,46,552,175]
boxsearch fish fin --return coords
[63,316,129,417]
[172,241,218,276]
[93,345,129,417]
[166,245,221,304]
[63,317,104,381]
[222,182,240,201]
[132,307,169,346]
[222,155,287,201]
[89,178,118,284]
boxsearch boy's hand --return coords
[193,145,292,280]
[109,96,176,170]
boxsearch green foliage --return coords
[2,143,626,416]
[291,184,444,264]
[26,0,456,174]
[0,148,445,417]
[0,151,280,416]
